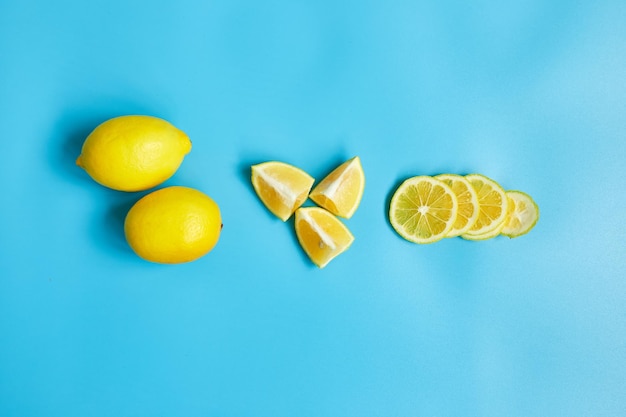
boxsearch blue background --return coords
[1,0,625,416]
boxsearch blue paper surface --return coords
[1,1,625,416]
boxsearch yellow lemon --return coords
[309,156,365,219]
[76,115,191,191]
[294,207,354,268]
[124,186,222,264]
[251,161,315,221]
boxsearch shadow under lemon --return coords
[93,191,151,259]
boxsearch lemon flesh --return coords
[295,207,354,268]
[251,161,314,221]
[461,192,514,240]
[309,156,365,219]
[389,176,458,244]
[502,190,539,238]
[435,173,479,237]
[124,186,221,264]
[463,174,508,237]
[77,115,191,192]
[461,221,505,241]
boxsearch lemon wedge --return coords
[251,161,315,221]
[76,115,191,192]
[294,207,354,268]
[389,176,458,244]
[309,156,365,219]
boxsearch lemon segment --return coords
[77,115,191,192]
[463,174,509,237]
[294,207,354,268]
[389,176,458,244]
[124,186,222,264]
[309,156,365,219]
[434,173,479,237]
[251,161,315,221]
[502,190,539,238]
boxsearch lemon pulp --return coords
[251,161,314,221]
[463,174,508,236]
[309,156,365,219]
[294,207,354,268]
[389,176,458,244]
[435,173,479,237]
[502,190,540,238]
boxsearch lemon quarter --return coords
[309,156,365,219]
[124,186,222,264]
[294,207,354,268]
[251,161,315,221]
[461,195,513,241]
[76,115,191,192]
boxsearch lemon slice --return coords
[463,174,508,237]
[461,221,505,240]
[502,190,539,238]
[294,207,354,268]
[434,173,479,237]
[461,195,514,241]
[309,156,365,219]
[251,161,315,221]
[389,176,458,244]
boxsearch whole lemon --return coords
[76,115,191,191]
[124,186,222,264]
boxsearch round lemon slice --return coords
[434,173,479,237]
[309,156,365,219]
[251,161,315,221]
[461,192,516,241]
[502,190,539,238]
[389,176,458,244]
[294,207,354,268]
[463,174,509,237]
[461,221,506,241]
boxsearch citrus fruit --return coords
[251,161,315,221]
[389,176,458,244]
[294,207,354,268]
[461,194,514,241]
[76,115,191,192]
[463,174,508,237]
[502,190,539,238]
[309,156,365,219]
[434,173,479,237]
[124,186,222,264]
[461,219,506,241]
